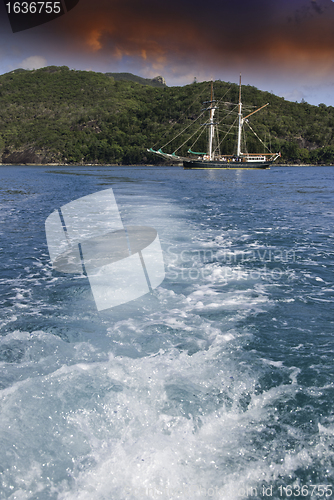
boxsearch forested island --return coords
[0,65,333,166]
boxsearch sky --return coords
[1,0,334,105]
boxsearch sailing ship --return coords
[148,76,281,169]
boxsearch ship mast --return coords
[237,74,242,157]
[236,74,269,158]
[208,81,215,160]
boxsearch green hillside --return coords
[105,72,166,87]
[0,66,333,165]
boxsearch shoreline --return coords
[0,163,333,167]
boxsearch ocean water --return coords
[0,165,333,500]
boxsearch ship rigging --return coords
[148,75,281,169]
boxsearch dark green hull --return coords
[183,159,270,169]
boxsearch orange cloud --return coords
[35,0,334,80]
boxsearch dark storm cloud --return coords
[311,0,323,13]
[2,0,334,77]
[43,0,332,66]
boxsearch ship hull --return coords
[183,159,270,169]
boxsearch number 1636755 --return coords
[5,2,61,14]
[277,485,332,497]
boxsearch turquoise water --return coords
[0,165,333,499]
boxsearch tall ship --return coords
[148,76,281,169]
